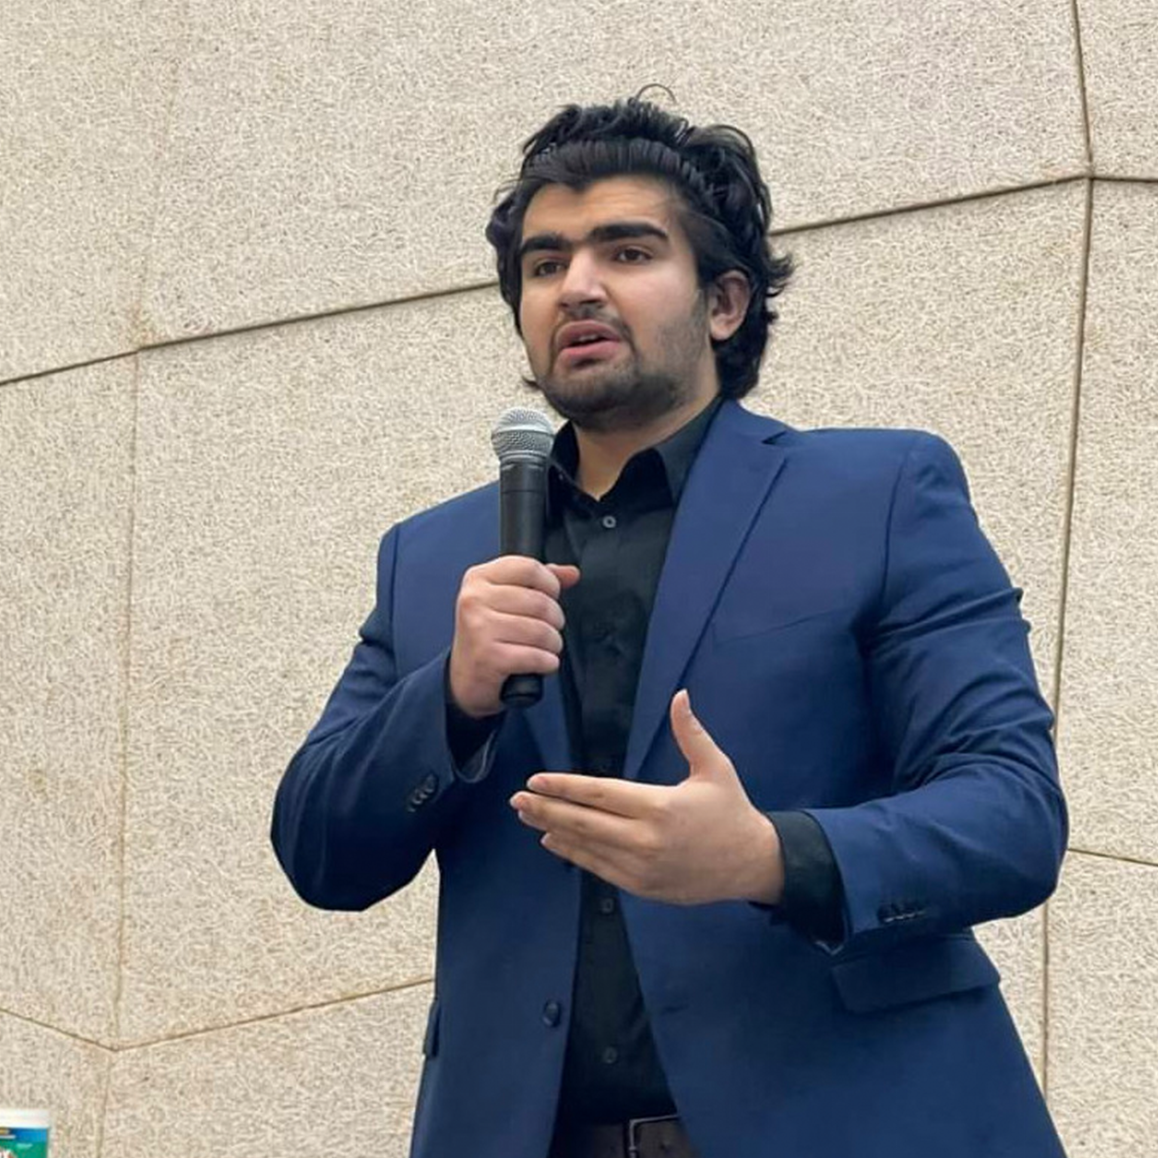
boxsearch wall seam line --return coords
[1068,846,1158,870]
[775,174,1090,237]
[113,975,435,1053]
[0,349,135,390]
[129,0,193,351]
[94,1038,114,1158]
[95,347,146,1155]
[0,175,1099,389]
[0,1006,111,1051]
[1092,173,1158,185]
[1045,174,1095,1103]
[111,176,1097,353]
[1069,0,1095,168]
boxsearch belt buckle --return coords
[624,1114,679,1158]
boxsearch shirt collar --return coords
[546,393,724,520]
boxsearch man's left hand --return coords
[509,688,784,906]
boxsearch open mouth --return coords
[559,338,622,363]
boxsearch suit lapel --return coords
[520,663,572,771]
[517,400,791,777]
[623,401,789,782]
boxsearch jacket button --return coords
[420,773,438,793]
[543,1001,562,1027]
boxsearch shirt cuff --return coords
[443,657,504,771]
[755,810,847,947]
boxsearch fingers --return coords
[485,584,567,632]
[491,641,563,677]
[547,562,582,590]
[485,609,564,657]
[450,556,578,717]
[480,556,578,599]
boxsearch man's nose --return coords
[556,251,609,307]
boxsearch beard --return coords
[534,358,691,433]
[527,296,711,434]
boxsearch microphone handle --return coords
[499,459,547,708]
[501,672,543,708]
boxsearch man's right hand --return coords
[448,557,581,719]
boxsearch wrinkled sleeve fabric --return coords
[802,432,1067,954]
[444,660,505,771]
[753,810,847,946]
[270,523,500,912]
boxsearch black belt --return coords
[548,1114,698,1158]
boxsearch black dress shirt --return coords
[445,395,843,1125]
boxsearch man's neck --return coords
[574,392,718,500]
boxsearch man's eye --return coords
[529,248,652,278]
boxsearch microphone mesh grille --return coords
[491,407,556,463]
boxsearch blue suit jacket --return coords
[271,400,1068,1158]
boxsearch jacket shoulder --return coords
[769,420,959,480]
[396,480,497,538]
[781,423,949,457]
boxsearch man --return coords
[271,92,1068,1158]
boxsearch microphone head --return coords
[491,407,555,465]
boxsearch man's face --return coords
[516,175,725,433]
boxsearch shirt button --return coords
[598,896,616,915]
[542,1001,562,1027]
[601,1046,619,1065]
[601,514,617,529]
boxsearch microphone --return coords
[491,407,556,708]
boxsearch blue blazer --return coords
[271,400,1068,1158]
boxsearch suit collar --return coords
[545,393,725,522]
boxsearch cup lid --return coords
[0,1109,52,1128]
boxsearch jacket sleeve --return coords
[270,522,500,911]
[804,432,1068,954]
[758,810,846,945]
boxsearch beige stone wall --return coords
[1,2,1154,1154]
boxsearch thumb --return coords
[670,689,727,774]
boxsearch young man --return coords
[271,92,1069,1158]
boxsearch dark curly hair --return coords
[485,86,794,400]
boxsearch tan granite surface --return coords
[1056,182,1158,863]
[103,986,429,1158]
[0,1013,110,1158]
[1048,853,1158,1156]
[0,361,135,1043]
[138,0,1086,343]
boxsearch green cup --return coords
[0,1109,51,1157]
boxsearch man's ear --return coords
[708,271,751,343]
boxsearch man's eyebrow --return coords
[517,221,670,265]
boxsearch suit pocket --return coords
[831,934,1000,1014]
[711,603,847,644]
[422,997,441,1057]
